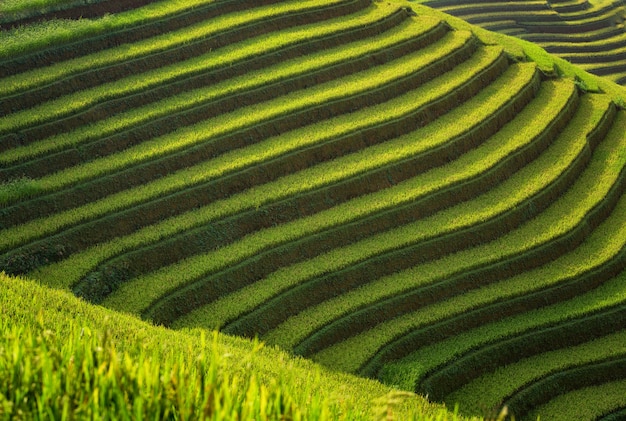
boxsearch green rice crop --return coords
[0,0,79,13]
[0,15,436,163]
[0,29,471,195]
[447,330,626,414]
[380,271,626,392]
[350,188,626,378]
[405,3,626,96]
[278,101,623,370]
[172,78,575,331]
[30,45,507,291]
[97,62,536,316]
[252,94,615,354]
[0,176,41,206]
[0,0,348,91]
[0,34,489,251]
[0,2,391,129]
[0,0,218,48]
[560,44,626,62]
[526,379,626,421]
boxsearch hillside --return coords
[1,0,626,419]
[416,0,626,85]
[0,271,464,420]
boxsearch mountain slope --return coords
[1,0,626,419]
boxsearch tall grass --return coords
[0,272,468,420]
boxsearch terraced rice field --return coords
[1,0,626,419]
[420,0,626,85]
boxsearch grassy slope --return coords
[2,0,626,419]
[0,272,470,420]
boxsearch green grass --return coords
[0,176,40,207]
[0,272,468,420]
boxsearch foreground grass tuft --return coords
[0,272,470,420]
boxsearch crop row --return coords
[119,62,539,325]
[0,0,361,103]
[248,94,616,357]
[424,0,626,84]
[0,14,453,184]
[289,99,622,373]
[0,3,395,141]
[0,0,288,65]
[172,77,577,333]
[0,33,493,260]
[377,261,626,388]
[20,43,499,292]
[445,329,626,416]
[214,78,581,340]
[1,30,474,194]
[527,380,626,421]
[0,9,420,155]
[27,45,512,295]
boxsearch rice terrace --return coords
[2,0,626,419]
